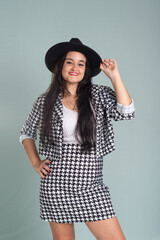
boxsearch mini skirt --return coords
[39,142,116,223]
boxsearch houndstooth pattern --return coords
[39,142,116,223]
[92,85,135,157]
[19,84,135,160]
[20,84,135,223]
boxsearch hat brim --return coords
[45,41,102,77]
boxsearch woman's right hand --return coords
[32,159,52,179]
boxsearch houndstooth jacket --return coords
[19,84,135,160]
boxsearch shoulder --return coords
[91,83,105,91]
[91,84,115,95]
[33,93,47,106]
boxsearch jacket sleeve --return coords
[19,95,43,144]
[100,85,135,121]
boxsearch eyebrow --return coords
[65,58,86,63]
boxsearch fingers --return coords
[39,170,47,179]
[100,59,117,72]
[45,159,52,165]
[103,59,115,66]
[44,159,53,170]
[41,159,53,177]
[35,159,53,179]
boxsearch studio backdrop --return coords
[0,0,160,240]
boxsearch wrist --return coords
[110,73,122,86]
[31,157,41,168]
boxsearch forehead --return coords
[66,51,86,61]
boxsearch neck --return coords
[65,82,78,97]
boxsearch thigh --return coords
[85,216,126,240]
[49,221,75,240]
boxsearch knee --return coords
[97,236,126,240]
[97,234,126,240]
[53,237,75,240]
[53,233,75,240]
[49,222,75,240]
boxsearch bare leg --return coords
[49,221,75,240]
[85,216,126,240]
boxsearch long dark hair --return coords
[40,52,96,152]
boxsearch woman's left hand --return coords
[100,58,120,80]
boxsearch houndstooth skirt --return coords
[39,142,116,223]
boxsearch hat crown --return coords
[45,38,102,77]
[69,38,83,45]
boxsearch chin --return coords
[66,79,83,84]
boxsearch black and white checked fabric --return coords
[39,142,116,223]
[19,84,135,223]
[20,84,135,160]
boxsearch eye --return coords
[79,63,85,66]
[66,61,72,64]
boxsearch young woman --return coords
[19,38,135,240]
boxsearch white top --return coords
[19,100,135,145]
[62,105,79,144]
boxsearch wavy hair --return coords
[40,52,96,152]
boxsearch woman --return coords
[19,38,135,240]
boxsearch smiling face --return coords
[61,51,86,85]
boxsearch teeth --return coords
[70,73,78,76]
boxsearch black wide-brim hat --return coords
[45,38,102,77]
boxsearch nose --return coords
[71,63,77,71]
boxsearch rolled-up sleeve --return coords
[19,95,42,146]
[117,99,135,114]
[100,85,135,121]
[19,134,35,145]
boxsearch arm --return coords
[110,73,132,106]
[22,136,52,179]
[22,138,41,167]
[100,58,132,106]
[19,95,52,178]
[100,58,135,120]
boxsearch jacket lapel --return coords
[53,85,102,121]
[52,85,102,158]
[53,91,63,121]
[90,85,102,120]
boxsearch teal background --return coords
[0,0,160,239]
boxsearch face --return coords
[62,51,86,85]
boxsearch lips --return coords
[69,72,79,76]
